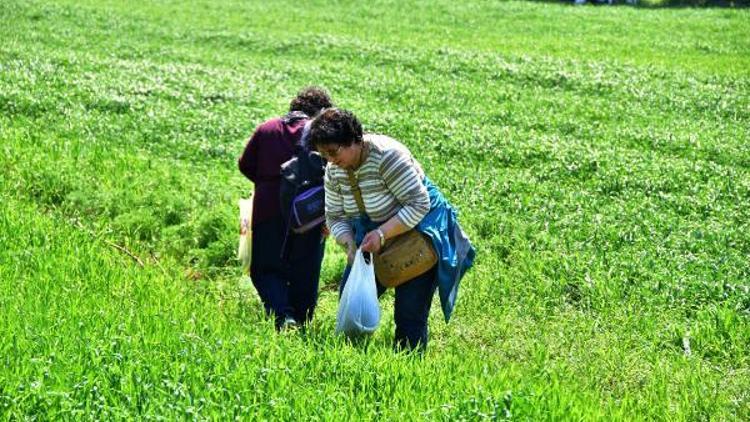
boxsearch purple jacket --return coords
[238,116,306,227]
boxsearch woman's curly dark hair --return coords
[308,108,363,149]
[289,87,333,117]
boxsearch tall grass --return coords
[1,0,749,418]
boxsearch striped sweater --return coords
[324,134,430,244]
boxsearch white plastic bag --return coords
[336,249,381,336]
[237,197,253,272]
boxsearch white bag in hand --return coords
[237,197,253,272]
[336,249,381,336]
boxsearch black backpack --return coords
[279,124,326,235]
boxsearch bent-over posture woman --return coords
[309,108,475,351]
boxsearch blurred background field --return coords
[1,0,748,419]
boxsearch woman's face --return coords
[317,142,361,169]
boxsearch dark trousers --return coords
[250,215,324,329]
[340,264,438,351]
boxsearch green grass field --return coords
[2,0,749,419]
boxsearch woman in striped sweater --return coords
[309,108,475,351]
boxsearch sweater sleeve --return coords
[237,127,261,182]
[380,148,430,229]
[324,169,353,244]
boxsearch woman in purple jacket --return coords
[238,87,333,330]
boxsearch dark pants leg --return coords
[250,216,291,329]
[393,266,438,352]
[286,234,325,325]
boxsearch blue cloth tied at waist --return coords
[351,177,476,322]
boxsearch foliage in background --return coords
[1,0,749,419]
[545,0,750,7]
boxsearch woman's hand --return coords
[345,240,356,265]
[338,234,357,265]
[361,230,383,254]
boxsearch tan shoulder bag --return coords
[345,170,437,288]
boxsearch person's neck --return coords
[351,141,368,171]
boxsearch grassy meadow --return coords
[1,0,749,419]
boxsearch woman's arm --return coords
[238,130,260,182]
[361,147,430,253]
[324,170,357,263]
[360,216,410,253]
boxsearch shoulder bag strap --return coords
[346,169,366,216]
